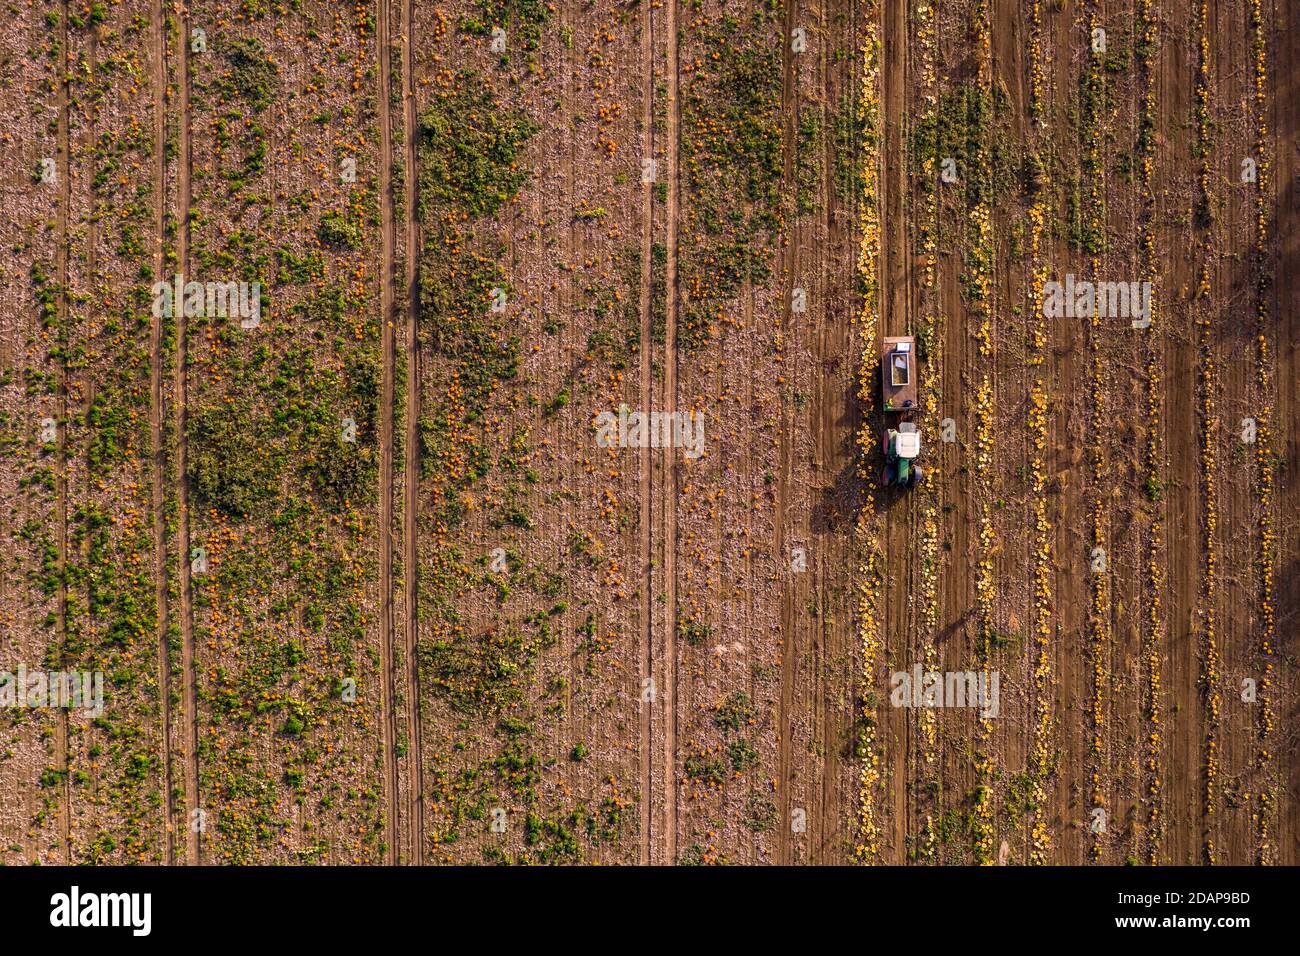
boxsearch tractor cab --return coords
[893,425,921,459]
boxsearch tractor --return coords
[881,422,924,488]
[879,336,924,488]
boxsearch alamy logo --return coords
[50,886,151,937]
[889,665,1000,718]
[1041,273,1151,325]
[152,273,261,328]
[594,405,705,460]
[0,666,103,717]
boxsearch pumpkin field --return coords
[0,0,1294,866]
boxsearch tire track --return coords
[149,0,175,867]
[934,1,971,865]
[174,2,200,868]
[879,0,913,864]
[1160,0,1198,868]
[1209,0,1256,864]
[375,0,400,866]
[775,0,799,869]
[399,0,425,867]
[661,0,680,869]
[1274,0,1300,867]
[811,0,854,864]
[637,0,654,866]
[54,0,72,865]
[809,0,844,865]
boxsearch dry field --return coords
[0,0,1294,866]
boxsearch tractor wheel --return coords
[909,464,924,488]
[880,466,893,487]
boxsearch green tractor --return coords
[879,335,924,488]
[881,422,924,488]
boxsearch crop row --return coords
[968,0,995,866]
[1133,0,1164,865]
[1024,0,1053,862]
[1248,0,1276,866]
[912,0,940,864]
[1080,9,1109,863]
[851,0,883,864]
[1018,0,1057,867]
[1192,0,1219,864]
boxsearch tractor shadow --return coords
[812,376,920,538]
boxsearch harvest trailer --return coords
[881,336,918,411]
